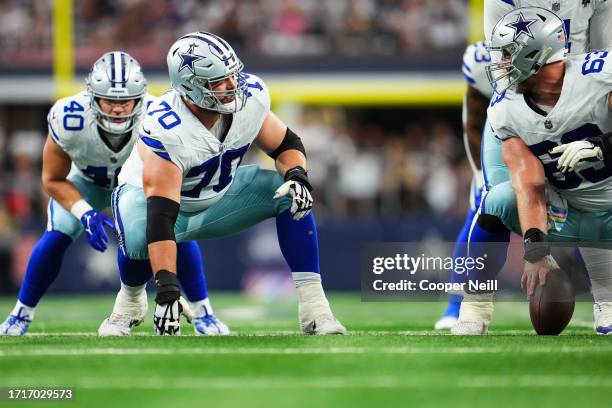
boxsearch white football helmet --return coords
[86,51,147,135]
[486,7,567,93]
[166,32,248,114]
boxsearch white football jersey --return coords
[484,0,612,53]
[47,91,155,190]
[119,74,270,212]
[463,41,494,99]
[488,51,612,211]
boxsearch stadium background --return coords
[0,0,485,295]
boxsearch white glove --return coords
[273,180,313,221]
[550,141,603,173]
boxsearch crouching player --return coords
[0,52,227,336]
[454,8,612,334]
[104,32,346,335]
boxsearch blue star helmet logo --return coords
[505,12,538,41]
[178,43,204,74]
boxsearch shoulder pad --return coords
[47,92,91,147]
[243,73,270,112]
[462,42,494,98]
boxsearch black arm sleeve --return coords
[146,196,179,245]
[588,131,612,158]
[268,128,306,160]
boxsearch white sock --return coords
[12,300,35,320]
[114,283,147,314]
[119,283,146,298]
[292,272,333,324]
[458,292,494,325]
[190,298,213,317]
[580,248,612,303]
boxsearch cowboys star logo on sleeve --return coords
[178,43,204,74]
[505,12,538,41]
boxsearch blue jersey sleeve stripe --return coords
[463,72,476,84]
[140,135,167,151]
[153,151,171,161]
[501,0,515,5]
[48,120,60,143]
[462,63,472,73]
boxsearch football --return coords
[529,269,575,335]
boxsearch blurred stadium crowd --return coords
[0,0,467,70]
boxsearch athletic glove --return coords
[80,210,114,252]
[273,166,313,221]
[550,140,603,173]
[153,297,193,336]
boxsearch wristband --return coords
[154,269,181,304]
[70,199,93,220]
[523,228,550,263]
[284,166,313,192]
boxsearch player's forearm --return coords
[146,194,180,276]
[274,150,307,176]
[465,128,483,171]
[588,131,612,158]
[514,180,548,235]
[42,178,84,212]
[465,87,489,170]
[148,241,177,274]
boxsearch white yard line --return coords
[1,345,611,357]
[1,375,611,389]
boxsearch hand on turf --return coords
[153,297,193,336]
[80,210,114,252]
[550,141,603,173]
[273,180,313,221]
[521,255,560,297]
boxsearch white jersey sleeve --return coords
[589,0,612,50]
[486,90,521,141]
[463,41,494,98]
[47,92,91,153]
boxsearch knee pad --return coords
[477,214,509,234]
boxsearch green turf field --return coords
[0,293,611,407]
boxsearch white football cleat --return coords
[98,288,147,336]
[594,302,612,335]
[193,313,230,336]
[99,313,144,336]
[434,316,458,330]
[302,315,347,335]
[451,319,489,335]
[451,293,494,335]
[153,296,192,336]
[0,306,33,336]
